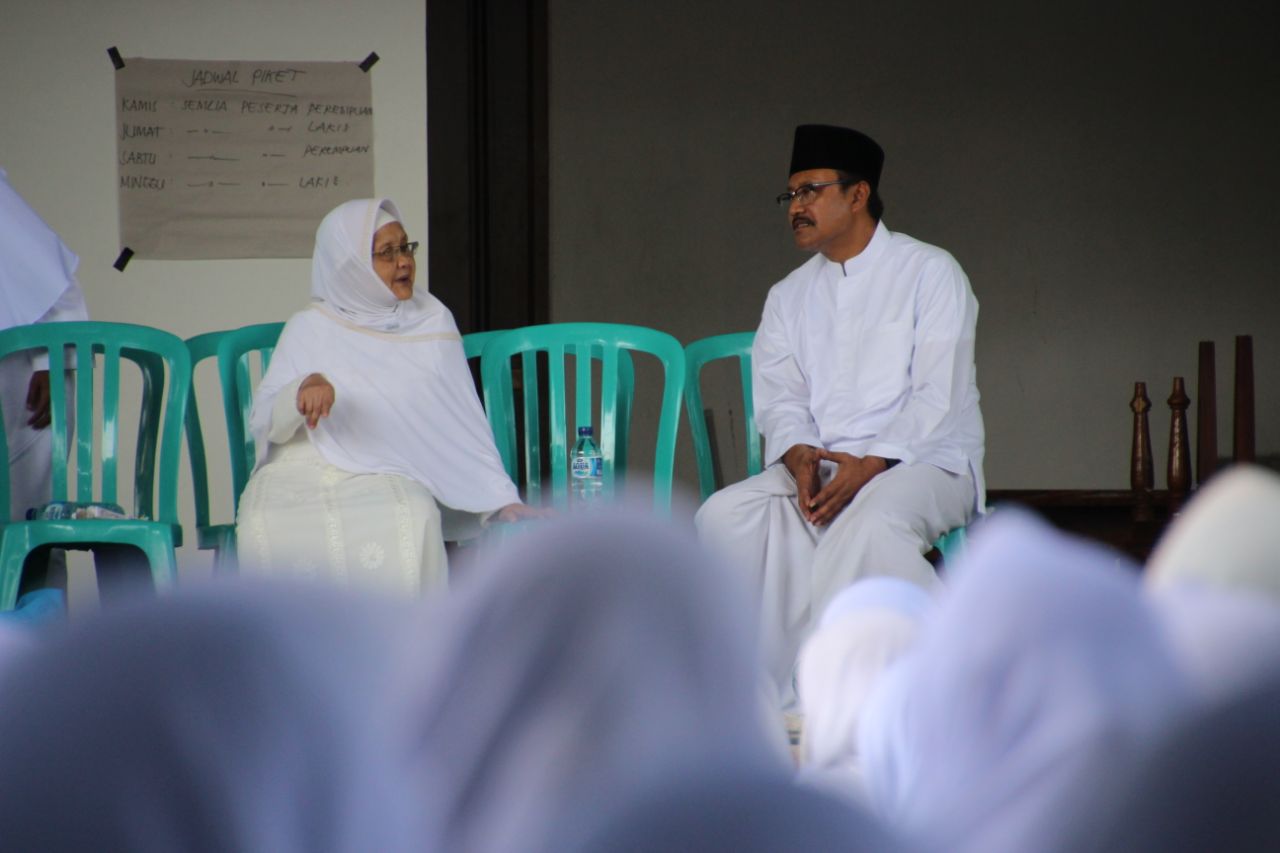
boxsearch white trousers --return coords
[695,462,975,707]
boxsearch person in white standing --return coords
[695,125,985,707]
[0,169,89,593]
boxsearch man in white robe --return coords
[696,125,985,707]
[0,169,89,594]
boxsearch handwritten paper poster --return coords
[115,58,374,259]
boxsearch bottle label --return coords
[571,455,603,479]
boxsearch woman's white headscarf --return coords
[310,198,423,333]
[1143,466,1280,702]
[0,168,79,330]
[797,577,934,802]
[0,581,425,852]
[407,510,787,853]
[1147,465,1280,601]
[249,198,519,518]
[858,509,1193,853]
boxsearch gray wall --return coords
[548,2,1279,490]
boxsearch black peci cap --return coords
[789,124,885,187]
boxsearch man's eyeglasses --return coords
[774,180,854,207]
[371,241,420,262]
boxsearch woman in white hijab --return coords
[407,509,789,853]
[796,576,934,803]
[1142,465,1280,703]
[0,170,88,530]
[0,581,425,852]
[236,198,538,594]
[857,508,1193,853]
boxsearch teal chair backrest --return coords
[184,330,226,535]
[0,321,191,525]
[685,332,760,501]
[479,323,683,512]
[215,322,285,513]
[463,330,503,360]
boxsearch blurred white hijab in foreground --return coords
[1147,465,1280,600]
[858,509,1193,853]
[1144,466,1280,702]
[407,509,788,853]
[797,576,934,802]
[0,582,424,853]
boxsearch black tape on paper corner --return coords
[107,47,125,70]
[113,248,134,272]
[359,52,379,72]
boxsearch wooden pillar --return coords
[1130,382,1153,491]
[1196,341,1217,486]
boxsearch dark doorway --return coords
[426,0,550,334]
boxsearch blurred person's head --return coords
[1147,465,1280,602]
[407,508,786,852]
[1064,664,1280,852]
[858,509,1193,853]
[797,577,934,801]
[565,763,907,853]
[0,581,423,853]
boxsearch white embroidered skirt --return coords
[235,434,448,595]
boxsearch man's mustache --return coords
[791,216,814,229]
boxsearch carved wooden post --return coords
[1167,377,1191,506]
[1130,382,1153,491]
[1234,334,1255,463]
[1196,341,1217,486]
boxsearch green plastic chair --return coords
[683,330,970,561]
[463,330,503,360]
[216,323,286,516]
[184,330,232,570]
[183,323,284,573]
[933,523,969,565]
[685,332,760,501]
[465,329,633,472]
[479,323,683,513]
[0,321,192,609]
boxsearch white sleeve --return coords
[752,289,821,467]
[267,377,308,445]
[248,316,315,464]
[31,281,89,371]
[864,258,978,465]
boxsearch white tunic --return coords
[753,221,985,504]
[236,377,449,595]
[696,222,984,707]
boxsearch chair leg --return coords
[0,538,31,610]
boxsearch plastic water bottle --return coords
[571,426,604,508]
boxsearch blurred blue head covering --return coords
[0,581,425,853]
[859,509,1194,853]
[407,509,787,853]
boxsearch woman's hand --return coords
[297,373,335,429]
[493,503,553,524]
[25,370,51,429]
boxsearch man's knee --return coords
[825,492,927,551]
[694,487,736,538]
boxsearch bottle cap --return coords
[577,426,594,437]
